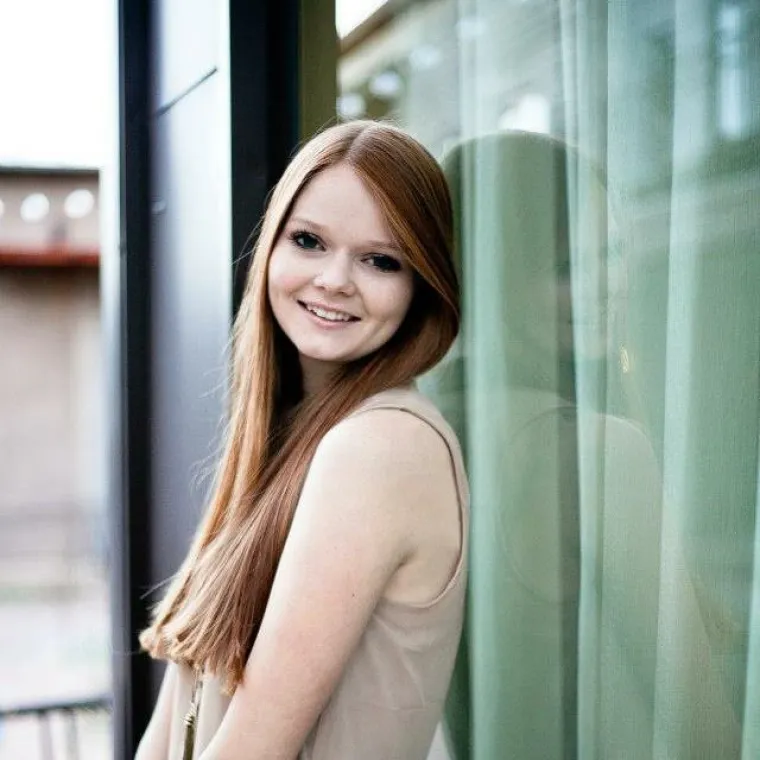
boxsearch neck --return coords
[299,356,339,398]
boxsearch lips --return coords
[298,300,360,323]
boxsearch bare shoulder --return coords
[308,405,460,576]
[294,403,462,606]
[315,405,454,483]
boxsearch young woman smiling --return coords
[135,121,468,760]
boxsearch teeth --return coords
[307,304,354,322]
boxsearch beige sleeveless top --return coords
[164,387,470,760]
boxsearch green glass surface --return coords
[339,1,760,757]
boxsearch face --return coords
[268,163,415,389]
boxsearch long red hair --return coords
[139,121,460,692]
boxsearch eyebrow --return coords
[288,216,402,255]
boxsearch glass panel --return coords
[339,1,760,758]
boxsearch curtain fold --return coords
[742,458,760,756]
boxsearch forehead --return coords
[289,164,394,243]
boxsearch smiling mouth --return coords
[298,301,360,323]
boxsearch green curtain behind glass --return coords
[415,1,760,758]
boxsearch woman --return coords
[135,120,468,760]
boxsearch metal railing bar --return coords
[0,694,111,760]
[0,694,111,718]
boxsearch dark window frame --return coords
[112,2,300,758]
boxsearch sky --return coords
[336,0,387,38]
[0,0,385,168]
[0,0,113,168]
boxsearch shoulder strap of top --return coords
[346,386,470,610]
[347,386,470,530]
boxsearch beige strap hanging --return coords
[182,669,203,760]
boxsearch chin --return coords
[303,352,351,365]
[296,342,355,365]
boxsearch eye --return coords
[365,254,402,273]
[290,231,323,251]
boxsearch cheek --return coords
[268,247,304,300]
[374,276,414,325]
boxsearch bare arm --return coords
[134,662,176,760]
[198,410,448,760]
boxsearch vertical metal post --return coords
[112,1,154,757]
[112,1,303,757]
[229,0,301,312]
[65,709,79,760]
[39,712,54,760]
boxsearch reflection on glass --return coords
[341,1,760,758]
[716,1,759,140]
[434,133,664,759]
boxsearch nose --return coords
[314,252,355,295]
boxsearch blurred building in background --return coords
[0,167,109,757]
[0,168,103,588]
